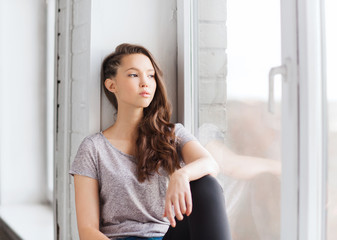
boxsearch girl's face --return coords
[106,54,157,109]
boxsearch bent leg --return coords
[162,215,190,240]
[163,175,231,240]
[189,175,231,240]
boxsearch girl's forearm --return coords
[176,157,219,182]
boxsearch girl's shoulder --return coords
[174,123,193,136]
[70,132,103,179]
[79,132,103,146]
[174,122,183,129]
[173,123,198,148]
[173,122,186,133]
[75,131,108,155]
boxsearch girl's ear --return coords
[104,78,117,93]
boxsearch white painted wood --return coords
[46,0,56,205]
[177,0,193,132]
[280,0,300,239]
[297,0,326,239]
[55,0,73,239]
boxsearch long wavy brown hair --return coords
[101,43,180,182]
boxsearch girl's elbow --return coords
[210,158,220,177]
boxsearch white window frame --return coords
[46,0,56,204]
[177,0,197,134]
[297,0,327,239]
[280,0,299,239]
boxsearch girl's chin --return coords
[135,103,151,109]
[142,104,151,108]
[139,100,153,108]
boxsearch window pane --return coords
[325,1,337,239]
[195,0,282,239]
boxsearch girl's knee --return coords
[190,175,224,199]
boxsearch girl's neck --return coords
[109,106,143,140]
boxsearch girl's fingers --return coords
[164,170,193,226]
[179,193,187,215]
[173,197,183,221]
[185,191,193,216]
[165,199,176,227]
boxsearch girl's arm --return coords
[164,140,219,227]
[74,175,110,240]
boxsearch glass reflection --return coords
[196,0,281,239]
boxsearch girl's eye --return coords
[148,74,155,79]
[129,74,138,78]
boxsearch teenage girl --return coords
[70,43,231,240]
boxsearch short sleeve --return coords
[175,123,198,151]
[69,136,98,179]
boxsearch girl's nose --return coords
[139,80,148,87]
[139,74,149,87]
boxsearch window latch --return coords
[268,58,290,113]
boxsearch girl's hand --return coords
[163,169,193,227]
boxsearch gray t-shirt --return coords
[69,123,197,239]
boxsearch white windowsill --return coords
[0,204,54,240]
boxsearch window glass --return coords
[195,1,282,239]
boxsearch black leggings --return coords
[163,175,232,240]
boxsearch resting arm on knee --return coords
[164,140,219,227]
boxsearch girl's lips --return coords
[139,92,151,97]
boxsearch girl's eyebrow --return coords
[125,67,155,72]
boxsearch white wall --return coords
[0,0,47,204]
